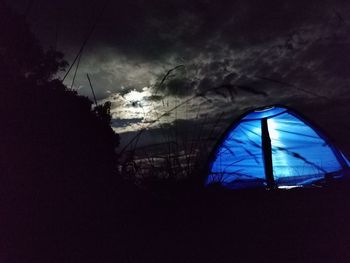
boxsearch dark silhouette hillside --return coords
[0,3,122,261]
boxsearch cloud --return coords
[10,0,350,152]
[12,0,349,99]
[111,117,144,126]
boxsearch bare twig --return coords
[86,74,97,106]
[62,0,110,82]
[154,65,185,95]
[70,53,82,89]
[256,76,330,100]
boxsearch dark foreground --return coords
[3,179,350,263]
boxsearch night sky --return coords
[9,0,350,155]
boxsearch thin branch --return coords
[70,53,82,89]
[256,76,331,101]
[86,74,97,106]
[154,65,185,95]
[61,0,110,82]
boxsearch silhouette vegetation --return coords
[1,0,119,184]
[1,3,121,261]
[2,3,350,263]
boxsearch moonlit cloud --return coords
[9,0,350,155]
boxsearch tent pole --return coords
[261,118,275,189]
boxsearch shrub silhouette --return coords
[0,3,120,261]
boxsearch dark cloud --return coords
[111,117,144,128]
[8,0,350,151]
[145,95,164,102]
[10,0,348,57]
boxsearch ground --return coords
[4,179,350,263]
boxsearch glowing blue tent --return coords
[206,106,350,189]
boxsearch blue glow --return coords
[207,106,349,189]
[268,113,341,186]
[242,106,287,121]
[207,120,265,188]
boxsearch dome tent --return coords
[206,105,350,189]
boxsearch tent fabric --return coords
[207,106,350,189]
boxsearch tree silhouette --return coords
[0,3,120,262]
